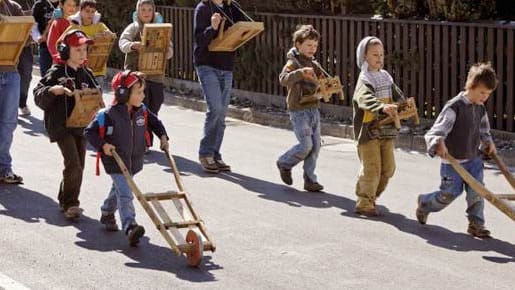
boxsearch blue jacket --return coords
[84,103,168,175]
[193,1,245,71]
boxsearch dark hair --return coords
[59,0,77,5]
[79,0,96,10]
[292,24,320,45]
[465,62,498,90]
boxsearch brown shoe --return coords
[416,195,428,225]
[467,222,491,238]
[276,161,292,185]
[215,159,231,172]
[64,206,83,219]
[303,174,323,192]
[199,156,219,173]
[354,206,378,217]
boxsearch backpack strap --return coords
[142,104,151,147]
[95,109,107,176]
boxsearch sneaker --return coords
[354,206,379,217]
[303,174,324,192]
[199,156,219,173]
[467,222,491,238]
[276,161,292,185]
[20,106,31,116]
[100,213,119,231]
[0,172,23,184]
[126,224,145,246]
[215,159,231,172]
[416,195,428,225]
[64,206,83,219]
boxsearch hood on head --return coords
[356,36,382,69]
[68,11,102,25]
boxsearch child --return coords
[47,0,77,64]
[34,29,98,219]
[276,24,324,192]
[31,0,59,77]
[193,0,246,173]
[416,62,498,238]
[85,70,169,246]
[119,0,172,149]
[0,0,24,184]
[66,0,114,88]
[352,36,405,216]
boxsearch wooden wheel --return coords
[185,230,203,267]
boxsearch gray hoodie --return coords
[118,0,173,83]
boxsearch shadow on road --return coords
[17,115,47,137]
[0,184,222,281]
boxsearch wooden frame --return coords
[111,148,215,267]
[208,21,264,52]
[65,88,105,128]
[87,33,116,75]
[448,153,515,221]
[138,23,172,76]
[0,16,34,66]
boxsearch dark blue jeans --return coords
[38,43,52,78]
[18,46,33,108]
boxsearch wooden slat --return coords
[507,29,514,132]
[402,23,409,96]
[425,25,433,118]
[409,23,417,98]
[496,28,505,130]
[163,220,201,229]
[434,25,441,113]
[144,191,185,201]
[150,199,187,245]
[442,25,449,106]
[341,19,349,103]
[495,194,515,201]
[418,24,425,118]
[486,28,495,124]
[459,26,467,95]
[450,26,458,99]
[349,19,356,95]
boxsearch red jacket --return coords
[47,18,70,64]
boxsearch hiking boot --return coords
[199,156,220,173]
[64,206,83,219]
[126,224,145,246]
[100,213,119,231]
[416,195,429,225]
[354,206,379,217]
[0,172,23,184]
[215,158,231,172]
[303,174,324,192]
[276,161,292,185]
[467,222,491,238]
[20,106,31,116]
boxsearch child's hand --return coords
[102,143,116,156]
[211,13,222,30]
[131,42,143,51]
[301,67,316,81]
[435,140,448,159]
[159,135,169,152]
[483,142,497,156]
[49,85,68,96]
[382,104,398,117]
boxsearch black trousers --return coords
[56,134,86,210]
[143,80,164,146]
[17,46,33,108]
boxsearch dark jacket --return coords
[193,0,245,71]
[84,103,168,175]
[33,63,99,142]
[32,0,57,42]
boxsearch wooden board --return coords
[87,34,116,75]
[66,88,105,128]
[0,16,34,66]
[138,23,172,76]
[208,21,264,52]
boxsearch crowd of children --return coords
[0,0,502,249]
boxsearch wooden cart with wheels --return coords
[111,148,215,267]
[448,153,515,221]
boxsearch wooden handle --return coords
[217,18,226,40]
[393,111,401,129]
[491,152,515,190]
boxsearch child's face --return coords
[467,83,494,105]
[138,3,154,23]
[62,0,77,17]
[80,6,96,25]
[365,44,384,71]
[128,82,145,107]
[68,44,88,66]
[296,39,318,59]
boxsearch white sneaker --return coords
[20,107,31,116]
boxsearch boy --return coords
[193,0,246,173]
[119,0,172,149]
[416,62,498,238]
[47,0,77,64]
[34,29,98,219]
[276,24,324,192]
[0,0,24,184]
[85,70,169,246]
[66,0,114,88]
[352,36,405,216]
[31,0,59,77]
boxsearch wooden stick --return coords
[447,154,515,221]
[490,152,515,190]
